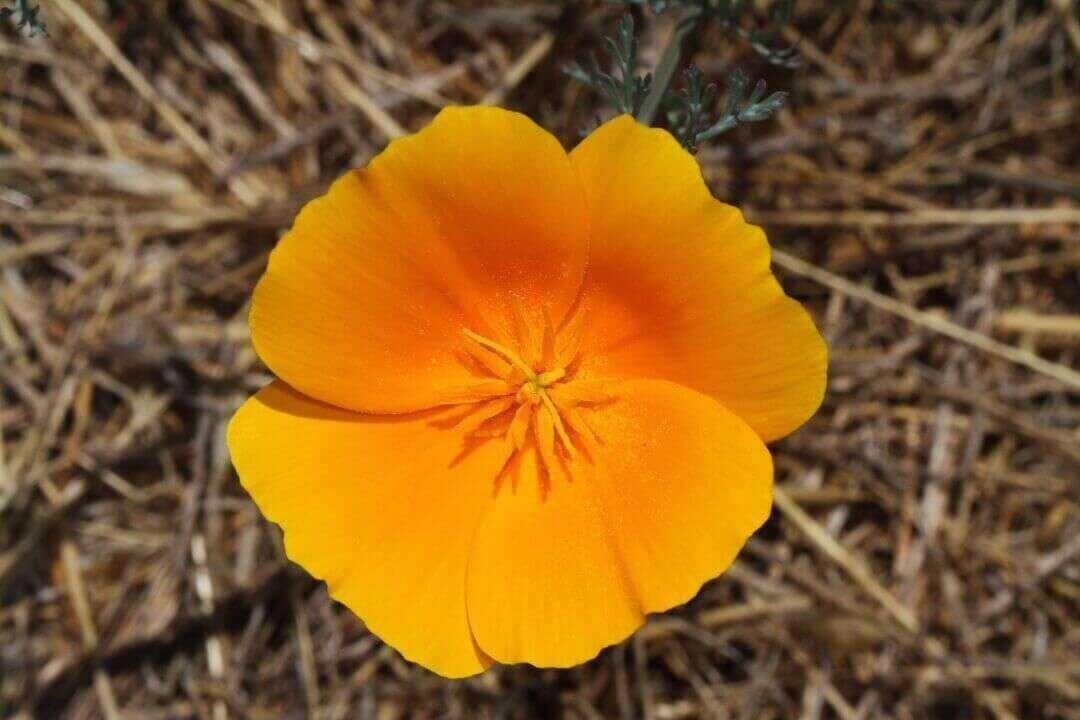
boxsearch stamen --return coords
[457,397,516,435]
[560,404,601,454]
[535,406,556,460]
[539,391,576,459]
[549,380,617,406]
[556,304,588,369]
[509,403,533,450]
[510,296,537,368]
[438,380,516,404]
[461,341,513,379]
[462,328,535,380]
[534,407,560,484]
[491,440,519,496]
[536,367,565,386]
[456,306,599,497]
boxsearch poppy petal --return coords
[569,115,827,442]
[586,379,773,613]
[252,106,589,414]
[465,442,644,668]
[227,380,514,678]
[465,379,771,667]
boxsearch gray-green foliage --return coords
[565,15,654,117]
[566,0,798,151]
[668,67,788,151]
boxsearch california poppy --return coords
[228,107,826,677]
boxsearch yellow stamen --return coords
[560,404,601,454]
[540,390,576,459]
[509,403,533,450]
[549,380,616,406]
[534,407,560,486]
[459,316,588,491]
[509,296,537,367]
[461,341,514,379]
[462,328,535,380]
[536,367,565,386]
[457,397,516,435]
[438,380,516,404]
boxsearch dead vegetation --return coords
[1,1,1078,718]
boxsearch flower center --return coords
[437,303,609,496]
[460,326,577,458]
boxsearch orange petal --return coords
[227,380,515,678]
[585,379,773,613]
[569,115,827,442]
[465,441,644,668]
[252,106,589,414]
[465,379,772,667]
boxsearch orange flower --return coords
[228,107,826,677]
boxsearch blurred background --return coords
[1,1,1078,718]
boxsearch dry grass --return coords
[1,1,1078,718]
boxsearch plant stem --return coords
[635,11,703,126]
